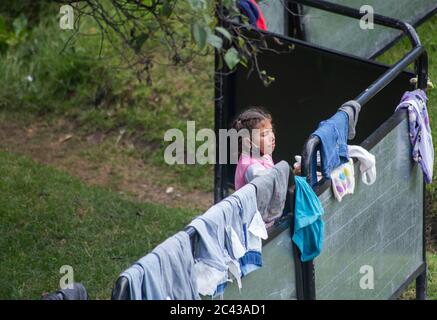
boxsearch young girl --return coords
[232,107,276,190]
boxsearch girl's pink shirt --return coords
[234,153,274,190]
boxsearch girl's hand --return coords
[293,155,302,175]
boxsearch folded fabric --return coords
[250,160,290,227]
[189,203,232,297]
[237,0,267,31]
[153,231,200,300]
[121,231,199,300]
[348,145,376,185]
[292,176,325,262]
[395,89,434,184]
[191,183,268,297]
[330,158,355,202]
[311,111,350,184]
[225,184,267,278]
[248,0,267,30]
[121,254,163,300]
[338,100,362,140]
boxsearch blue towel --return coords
[292,176,325,262]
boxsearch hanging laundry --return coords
[189,202,235,297]
[395,89,434,184]
[348,145,376,185]
[250,160,290,227]
[330,158,355,202]
[237,0,267,31]
[338,100,361,140]
[311,111,350,184]
[292,176,325,262]
[189,183,267,297]
[120,231,200,300]
[226,184,268,277]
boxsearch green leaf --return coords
[133,33,148,53]
[187,0,206,10]
[224,47,240,69]
[161,0,173,17]
[215,27,232,41]
[207,33,223,49]
[191,23,208,49]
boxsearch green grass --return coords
[0,150,199,299]
[0,149,436,299]
[0,3,436,301]
[399,252,437,300]
[0,4,215,192]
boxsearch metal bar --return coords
[214,1,225,204]
[288,0,421,48]
[302,46,425,186]
[370,4,437,60]
[416,267,427,300]
[389,263,426,300]
[355,47,425,106]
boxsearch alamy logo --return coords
[360,5,374,30]
[59,5,74,30]
[359,265,375,290]
[164,121,269,165]
[59,265,74,289]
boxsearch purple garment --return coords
[395,89,434,184]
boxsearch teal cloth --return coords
[292,176,325,262]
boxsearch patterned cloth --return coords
[330,159,355,202]
[396,89,434,184]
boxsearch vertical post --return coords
[416,51,428,300]
[299,137,319,300]
[214,1,224,204]
[416,269,427,300]
[286,1,305,39]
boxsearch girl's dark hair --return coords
[231,107,273,156]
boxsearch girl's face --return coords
[253,119,275,156]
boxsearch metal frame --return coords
[295,0,428,300]
[285,0,437,61]
[215,0,429,300]
[111,0,430,301]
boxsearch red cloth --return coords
[249,0,267,31]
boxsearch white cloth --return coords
[348,145,376,185]
[193,261,227,296]
[247,210,268,252]
[330,159,355,202]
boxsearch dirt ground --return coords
[0,116,213,212]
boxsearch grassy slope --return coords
[0,5,436,300]
[0,151,199,299]
[0,7,215,192]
